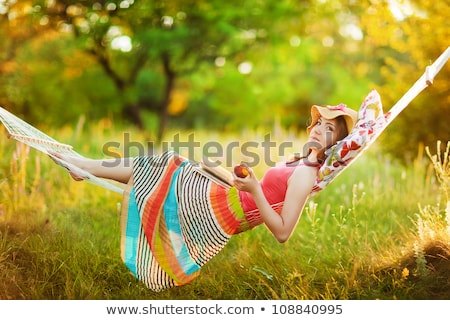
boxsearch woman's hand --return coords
[232,166,260,194]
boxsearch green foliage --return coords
[0,0,448,158]
[177,37,373,132]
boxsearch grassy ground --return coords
[0,123,449,299]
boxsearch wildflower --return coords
[401,267,409,279]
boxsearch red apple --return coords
[234,164,249,178]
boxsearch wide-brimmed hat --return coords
[307,103,358,134]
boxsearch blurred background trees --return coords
[0,0,448,160]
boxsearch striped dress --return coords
[120,151,258,291]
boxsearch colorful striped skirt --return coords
[120,151,254,291]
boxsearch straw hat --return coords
[306,103,358,134]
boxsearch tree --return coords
[173,0,374,133]
[31,0,307,141]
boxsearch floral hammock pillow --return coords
[311,89,388,195]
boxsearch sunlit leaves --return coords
[360,0,450,160]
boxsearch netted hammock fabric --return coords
[0,46,448,291]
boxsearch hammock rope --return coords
[373,46,450,142]
[0,46,449,195]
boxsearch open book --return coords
[195,159,234,188]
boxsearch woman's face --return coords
[307,117,341,151]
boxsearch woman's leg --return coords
[50,152,133,184]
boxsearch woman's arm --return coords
[234,165,317,243]
[50,152,133,184]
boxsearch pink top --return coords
[238,161,305,213]
[235,160,318,233]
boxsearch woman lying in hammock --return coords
[51,104,358,291]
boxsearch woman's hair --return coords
[334,115,349,142]
[287,115,349,165]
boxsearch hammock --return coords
[1,47,448,195]
[0,109,124,194]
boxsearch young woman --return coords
[51,104,357,291]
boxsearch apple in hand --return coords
[234,163,249,178]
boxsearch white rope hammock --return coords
[1,47,449,195]
[0,110,125,194]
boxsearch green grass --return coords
[0,123,449,299]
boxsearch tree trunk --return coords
[157,53,176,142]
[123,103,144,130]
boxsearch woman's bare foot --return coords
[48,151,88,181]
